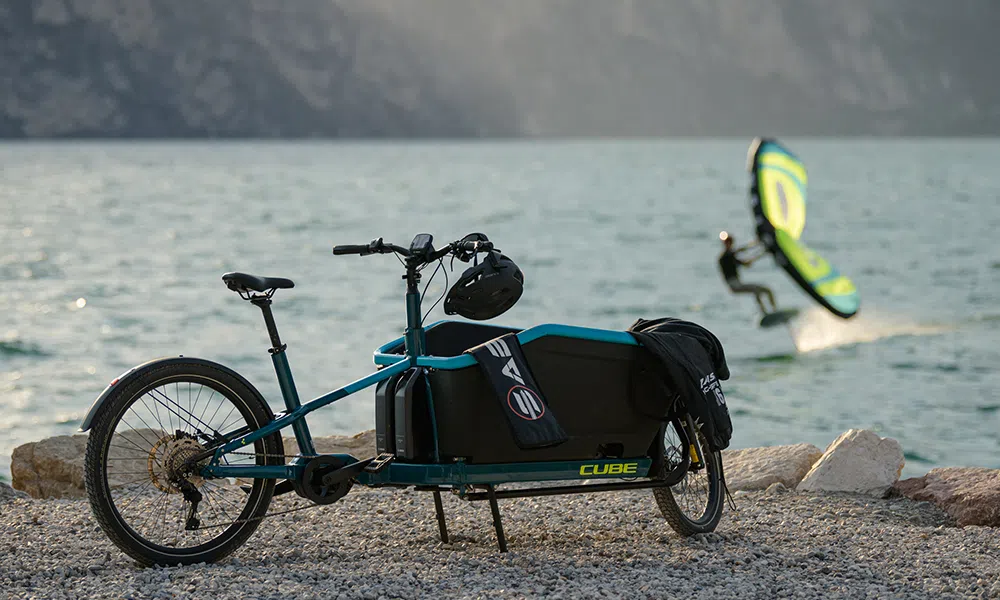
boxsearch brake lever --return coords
[451,239,497,263]
[451,241,475,263]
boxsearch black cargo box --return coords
[377,321,664,464]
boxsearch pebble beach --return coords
[3,484,999,600]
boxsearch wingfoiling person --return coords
[717,231,777,314]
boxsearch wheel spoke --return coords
[91,371,276,559]
[654,417,723,535]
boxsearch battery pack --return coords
[394,369,431,460]
[374,371,403,455]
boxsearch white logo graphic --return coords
[488,338,543,418]
[507,386,544,421]
[486,338,511,358]
[487,339,525,385]
[501,360,525,385]
[699,373,726,407]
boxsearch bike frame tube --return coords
[204,456,653,484]
[205,357,411,467]
[358,458,654,486]
[271,350,316,457]
[403,287,424,360]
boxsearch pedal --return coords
[364,453,395,474]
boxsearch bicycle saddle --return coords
[222,272,295,293]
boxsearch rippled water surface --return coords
[2,140,998,479]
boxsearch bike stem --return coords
[251,296,317,457]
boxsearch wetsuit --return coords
[718,248,776,313]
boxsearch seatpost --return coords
[250,296,316,457]
[251,297,285,354]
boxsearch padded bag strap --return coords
[468,333,568,450]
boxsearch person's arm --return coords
[737,244,767,266]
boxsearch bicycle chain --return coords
[192,450,328,530]
[194,500,326,530]
[225,450,322,460]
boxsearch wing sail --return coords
[749,138,807,239]
[748,138,860,319]
[774,230,860,318]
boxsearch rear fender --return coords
[79,356,275,431]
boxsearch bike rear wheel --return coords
[83,359,282,566]
[653,413,724,536]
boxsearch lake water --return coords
[2,140,998,480]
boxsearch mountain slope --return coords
[1,0,997,137]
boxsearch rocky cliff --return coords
[1,0,997,137]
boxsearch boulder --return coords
[722,443,823,491]
[283,430,377,457]
[11,434,89,499]
[765,481,790,495]
[797,429,904,496]
[895,467,1000,527]
[10,429,379,499]
[1,481,29,501]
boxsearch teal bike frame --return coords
[196,259,653,487]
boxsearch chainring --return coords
[297,455,354,505]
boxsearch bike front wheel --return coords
[83,358,283,566]
[653,413,725,536]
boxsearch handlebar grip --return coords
[457,240,494,252]
[333,245,371,256]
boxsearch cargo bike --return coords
[81,233,726,566]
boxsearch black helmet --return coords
[444,251,524,320]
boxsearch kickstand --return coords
[486,484,508,553]
[432,491,449,544]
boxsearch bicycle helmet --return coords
[444,251,524,320]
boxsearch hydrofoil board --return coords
[759,308,800,329]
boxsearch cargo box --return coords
[376,321,665,464]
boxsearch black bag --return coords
[627,317,733,452]
[467,334,568,450]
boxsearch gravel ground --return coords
[2,485,999,600]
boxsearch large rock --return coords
[10,429,378,499]
[797,429,904,496]
[895,467,1000,527]
[722,443,823,491]
[11,434,89,499]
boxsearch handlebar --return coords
[332,238,410,257]
[332,235,494,263]
[332,244,373,256]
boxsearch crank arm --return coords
[319,458,373,487]
[241,479,296,496]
